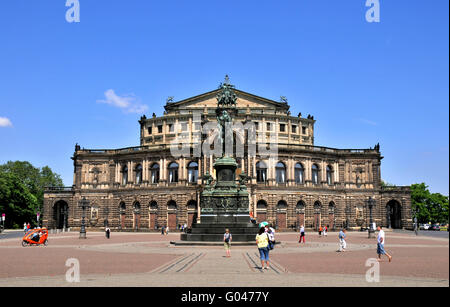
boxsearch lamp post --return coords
[79,197,90,239]
[413,209,418,236]
[367,197,376,238]
[103,206,109,228]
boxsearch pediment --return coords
[164,89,289,113]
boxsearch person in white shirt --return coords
[265,225,275,250]
[376,226,392,262]
[299,225,306,243]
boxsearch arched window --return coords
[167,200,177,210]
[256,161,267,183]
[275,162,286,183]
[133,202,141,213]
[168,162,179,183]
[150,163,160,184]
[294,163,304,184]
[326,165,333,185]
[149,201,158,210]
[296,201,306,212]
[91,168,100,185]
[135,164,143,184]
[257,200,267,209]
[277,200,287,210]
[187,161,199,183]
[121,165,128,185]
[312,164,319,185]
[119,201,126,212]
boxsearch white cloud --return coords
[358,118,377,126]
[97,89,148,114]
[0,117,12,127]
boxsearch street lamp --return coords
[78,197,90,239]
[413,209,418,236]
[367,197,376,238]
[103,206,109,228]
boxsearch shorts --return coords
[377,243,386,255]
[258,247,270,261]
[224,242,231,250]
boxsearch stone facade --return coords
[43,86,412,231]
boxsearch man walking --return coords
[376,226,392,262]
[338,228,347,252]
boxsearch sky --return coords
[0,0,448,195]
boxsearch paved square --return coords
[0,230,448,287]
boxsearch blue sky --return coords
[0,0,448,195]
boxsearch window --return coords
[292,125,297,133]
[168,162,179,183]
[294,163,304,184]
[168,124,174,133]
[194,122,201,131]
[158,125,163,133]
[280,124,286,132]
[151,163,160,184]
[121,165,128,185]
[255,122,259,131]
[326,165,333,185]
[256,161,267,183]
[302,126,307,135]
[312,164,319,185]
[92,168,100,184]
[275,162,286,183]
[181,122,188,131]
[266,122,271,131]
[148,126,152,135]
[135,164,143,184]
[187,162,199,183]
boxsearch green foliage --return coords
[0,161,64,228]
[411,183,449,224]
[0,172,38,228]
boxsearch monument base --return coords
[180,214,259,242]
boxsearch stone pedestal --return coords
[181,157,258,242]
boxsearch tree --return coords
[0,161,64,228]
[0,172,38,229]
[0,161,63,206]
[411,183,449,224]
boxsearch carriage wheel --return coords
[43,239,48,246]
[22,241,28,247]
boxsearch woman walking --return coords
[256,226,270,270]
[224,229,232,257]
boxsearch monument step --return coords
[180,233,258,242]
[190,228,258,234]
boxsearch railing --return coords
[381,186,410,192]
[45,187,74,193]
[77,143,379,156]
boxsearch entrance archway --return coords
[149,201,158,230]
[328,201,336,230]
[167,200,177,230]
[295,200,306,229]
[386,200,402,229]
[276,200,287,229]
[119,202,126,229]
[187,200,197,228]
[256,200,267,223]
[133,202,141,230]
[53,200,69,229]
[314,201,322,231]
